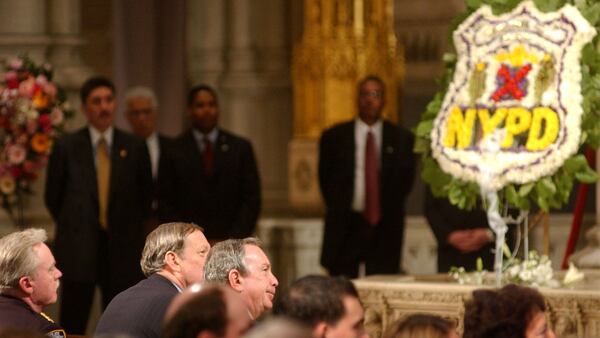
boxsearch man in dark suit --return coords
[166,85,260,241]
[0,229,65,337]
[425,188,495,272]
[44,76,153,334]
[125,86,175,232]
[95,222,210,338]
[318,75,416,278]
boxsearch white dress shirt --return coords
[192,128,219,153]
[352,118,382,212]
[146,132,160,180]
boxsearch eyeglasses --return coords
[128,108,154,116]
[359,90,383,99]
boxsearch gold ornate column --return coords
[289,0,404,212]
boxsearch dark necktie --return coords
[203,137,214,175]
[364,131,380,225]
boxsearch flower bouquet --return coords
[0,56,72,224]
[450,250,585,288]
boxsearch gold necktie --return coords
[97,137,111,230]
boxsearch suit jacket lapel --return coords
[76,128,98,201]
[182,130,204,176]
[109,130,121,206]
[380,122,395,185]
[212,131,228,176]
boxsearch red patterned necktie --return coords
[202,137,214,175]
[364,131,380,225]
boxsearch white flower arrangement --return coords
[504,251,559,288]
[449,250,585,288]
[430,1,596,190]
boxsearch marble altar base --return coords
[354,271,600,338]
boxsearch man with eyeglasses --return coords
[318,75,416,278]
[125,86,176,233]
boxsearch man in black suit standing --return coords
[425,188,495,272]
[45,76,153,334]
[167,85,260,242]
[125,86,174,232]
[318,75,416,278]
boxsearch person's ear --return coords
[313,322,328,338]
[164,251,181,272]
[18,276,34,295]
[228,269,244,292]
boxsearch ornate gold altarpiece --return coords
[289,0,404,212]
[355,272,600,338]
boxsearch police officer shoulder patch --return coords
[47,329,66,338]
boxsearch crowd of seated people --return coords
[0,223,559,338]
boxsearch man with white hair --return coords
[95,222,210,338]
[125,86,175,229]
[203,237,278,321]
[0,228,65,337]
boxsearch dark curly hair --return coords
[463,284,547,338]
[384,313,455,338]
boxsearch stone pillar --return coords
[215,0,293,214]
[48,0,92,90]
[187,0,226,86]
[0,1,49,61]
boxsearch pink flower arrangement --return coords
[0,56,72,220]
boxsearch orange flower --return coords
[0,175,15,195]
[33,90,49,109]
[30,133,50,154]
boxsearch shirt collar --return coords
[355,118,382,134]
[146,131,158,142]
[89,126,114,147]
[192,127,219,145]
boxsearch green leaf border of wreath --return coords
[414,0,600,212]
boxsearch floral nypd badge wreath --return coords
[416,0,600,212]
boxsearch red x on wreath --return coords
[491,63,532,101]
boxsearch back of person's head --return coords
[203,237,261,283]
[463,284,547,338]
[243,318,312,338]
[163,284,251,338]
[0,327,46,338]
[163,286,227,338]
[384,314,455,338]
[140,222,202,277]
[0,228,47,292]
[80,76,115,103]
[273,275,359,327]
[95,334,135,338]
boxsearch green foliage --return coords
[534,0,567,12]
[415,0,600,212]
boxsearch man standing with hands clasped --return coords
[165,85,260,243]
[319,75,416,278]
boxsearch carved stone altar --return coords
[354,271,600,338]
